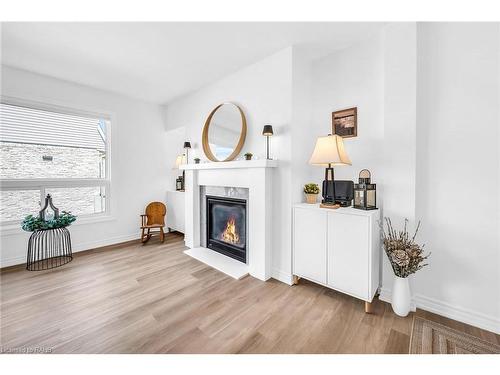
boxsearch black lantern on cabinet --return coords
[353,169,377,210]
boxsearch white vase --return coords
[391,275,411,317]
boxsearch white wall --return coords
[309,33,385,187]
[380,23,418,305]
[1,66,168,266]
[415,23,500,332]
[163,48,294,282]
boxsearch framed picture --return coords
[332,107,357,138]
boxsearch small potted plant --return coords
[303,183,320,204]
[382,218,430,317]
[194,157,201,164]
[244,152,253,160]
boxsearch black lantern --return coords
[353,169,377,210]
[39,194,59,220]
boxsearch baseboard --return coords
[0,232,140,268]
[414,293,500,335]
[271,268,293,285]
[378,287,500,334]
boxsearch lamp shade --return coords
[262,125,274,136]
[309,134,352,166]
[175,155,184,168]
[183,141,191,149]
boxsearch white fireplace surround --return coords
[180,159,277,281]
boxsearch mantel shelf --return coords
[180,159,278,170]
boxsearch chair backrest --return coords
[145,202,166,226]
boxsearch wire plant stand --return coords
[24,194,74,271]
[26,227,73,271]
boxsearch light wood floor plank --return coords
[2,232,498,354]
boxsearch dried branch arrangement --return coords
[382,218,430,278]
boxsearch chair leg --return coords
[141,228,146,243]
[160,227,165,243]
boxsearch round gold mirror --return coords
[202,103,247,162]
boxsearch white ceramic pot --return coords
[391,275,411,317]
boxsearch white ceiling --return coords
[1,22,385,104]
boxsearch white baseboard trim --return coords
[271,268,293,285]
[0,232,139,268]
[378,287,500,334]
[414,293,500,335]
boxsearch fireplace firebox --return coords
[206,195,247,263]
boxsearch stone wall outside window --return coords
[0,142,106,222]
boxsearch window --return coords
[0,99,110,225]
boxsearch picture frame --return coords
[332,107,357,138]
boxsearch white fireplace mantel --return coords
[181,159,278,281]
[180,159,278,171]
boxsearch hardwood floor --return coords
[1,232,498,354]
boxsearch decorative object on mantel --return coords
[244,152,253,160]
[303,183,319,204]
[262,124,274,160]
[309,134,352,209]
[202,102,247,162]
[22,194,75,271]
[194,157,200,164]
[332,107,357,138]
[183,141,191,163]
[382,218,430,317]
[354,169,377,210]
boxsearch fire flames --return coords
[221,217,240,244]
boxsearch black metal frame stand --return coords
[26,227,73,271]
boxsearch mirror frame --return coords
[202,102,247,162]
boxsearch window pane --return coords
[47,186,106,216]
[0,190,40,222]
[0,103,108,179]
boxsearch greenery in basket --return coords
[303,183,320,195]
[382,217,430,278]
[21,211,77,232]
[244,152,253,157]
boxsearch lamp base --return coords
[320,203,340,209]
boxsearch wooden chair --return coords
[140,202,167,244]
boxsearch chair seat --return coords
[141,224,164,229]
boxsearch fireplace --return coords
[206,195,247,263]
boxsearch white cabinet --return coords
[293,203,380,307]
[293,207,327,284]
[166,190,185,233]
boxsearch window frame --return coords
[0,96,112,227]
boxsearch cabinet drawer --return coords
[293,208,327,284]
[327,213,369,299]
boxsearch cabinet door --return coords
[327,213,369,300]
[293,208,327,284]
